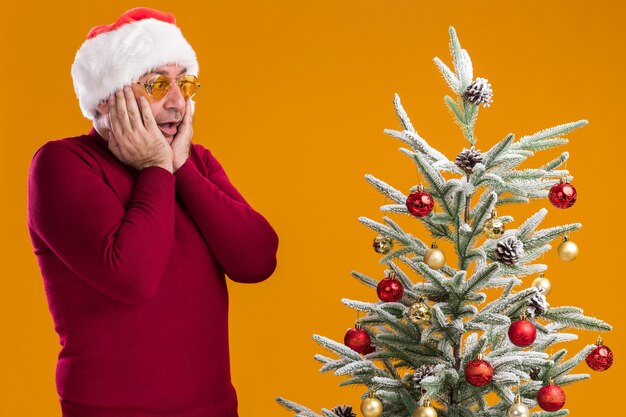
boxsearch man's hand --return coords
[171,99,194,171]
[107,86,174,173]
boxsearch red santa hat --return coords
[71,7,199,120]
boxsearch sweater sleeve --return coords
[27,141,176,304]
[173,146,278,283]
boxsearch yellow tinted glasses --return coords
[136,74,201,100]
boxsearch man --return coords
[26,7,278,417]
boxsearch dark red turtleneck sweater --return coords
[26,128,279,417]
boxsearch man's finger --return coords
[176,99,193,135]
[184,99,193,125]
[114,88,133,135]
[138,96,159,133]
[188,99,195,122]
[124,86,144,131]
[108,94,124,141]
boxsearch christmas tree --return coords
[276,27,613,417]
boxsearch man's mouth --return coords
[157,120,181,136]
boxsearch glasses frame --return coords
[135,74,201,100]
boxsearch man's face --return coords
[130,64,188,143]
[96,63,189,144]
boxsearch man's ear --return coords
[95,99,110,116]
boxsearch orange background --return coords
[0,0,623,415]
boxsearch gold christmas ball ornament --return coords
[423,242,445,270]
[360,395,383,417]
[414,398,438,417]
[532,272,552,296]
[557,236,579,262]
[373,235,394,254]
[507,395,530,417]
[483,209,505,239]
[408,297,432,324]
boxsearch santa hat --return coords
[71,7,199,120]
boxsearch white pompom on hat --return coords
[71,7,199,120]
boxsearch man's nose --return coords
[163,82,186,111]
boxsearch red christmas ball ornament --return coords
[548,178,577,209]
[464,355,494,387]
[537,380,566,412]
[406,185,434,217]
[508,317,537,347]
[376,273,404,302]
[344,327,375,355]
[586,337,614,372]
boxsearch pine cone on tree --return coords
[413,364,436,389]
[455,147,483,174]
[530,367,542,381]
[331,405,357,417]
[463,77,493,107]
[527,292,549,318]
[495,236,524,265]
